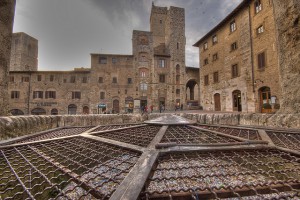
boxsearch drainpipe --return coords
[248,5,255,93]
[27,72,32,115]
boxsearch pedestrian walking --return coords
[150,105,153,113]
[181,103,183,111]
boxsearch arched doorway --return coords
[10,109,24,116]
[214,93,221,111]
[83,106,89,114]
[232,90,242,112]
[186,80,198,100]
[259,87,272,113]
[186,79,199,109]
[113,99,119,113]
[68,104,77,115]
[51,108,58,115]
[31,108,46,115]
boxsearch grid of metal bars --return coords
[160,126,239,144]
[0,137,141,199]
[92,125,161,147]
[9,127,94,145]
[1,116,300,200]
[266,131,300,151]
[91,124,141,133]
[142,149,300,199]
[197,125,261,140]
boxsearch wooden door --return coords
[214,93,221,111]
[113,100,119,113]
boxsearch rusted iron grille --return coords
[12,127,94,145]
[93,125,161,147]
[142,149,300,199]
[91,124,140,133]
[160,126,239,144]
[266,131,300,151]
[0,137,141,199]
[197,125,261,140]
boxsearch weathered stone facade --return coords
[10,32,38,71]
[272,0,300,114]
[194,0,282,113]
[8,3,199,116]
[0,0,16,116]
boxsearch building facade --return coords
[0,0,16,116]
[194,0,281,113]
[8,4,199,115]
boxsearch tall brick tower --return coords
[149,3,186,110]
[0,0,16,116]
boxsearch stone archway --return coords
[186,79,199,109]
[186,79,198,100]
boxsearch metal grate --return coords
[160,126,239,144]
[13,127,94,145]
[91,124,140,133]
[267,131,300,151]
[197,125,261,140]
[142,149,300,199]
[0,137,141,199]
[92,125,161,147]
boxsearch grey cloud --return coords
[13,0,242,70]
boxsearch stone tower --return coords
[149,3,186,109]
[10,32,38,71]
[0,0,16,116]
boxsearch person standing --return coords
[150,105,153,113]
[181,103,183,111]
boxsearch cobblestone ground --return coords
[0,115,299,200]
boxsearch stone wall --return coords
[0,0,16,116]
[1,113,298,142]
[272,0,300,114]
[0,114,146,141]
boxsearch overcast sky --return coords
[13,0,242,71]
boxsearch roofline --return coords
[90,53,133,56]
[12,32,38,41]
[193,0,249,47]
[9,70,91,74]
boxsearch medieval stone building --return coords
[194,0,281,113]
[8,4,199,115]
[0,0,16,116]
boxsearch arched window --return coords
[31,108,46,115]
[10,109,24,116]
[51,108,58,115]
